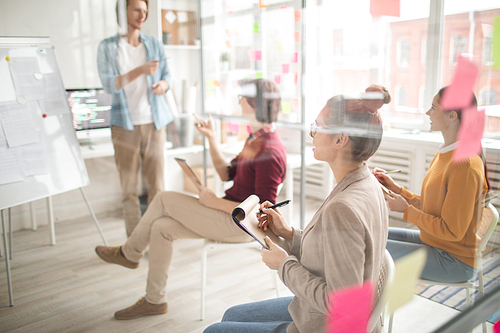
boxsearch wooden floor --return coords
[0,196,495,333]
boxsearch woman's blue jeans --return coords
[203,297,294,333]
[387,227,476,283]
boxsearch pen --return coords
[385,169,401,174]
[259,199,291,214]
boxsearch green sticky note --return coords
[493,16,500,70]
[281,101,291,114]
[253,22,259,33]
[255,72,263,79]
[275,41,283,52]
[387,248,426,314]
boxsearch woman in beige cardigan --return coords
[204,85,391,333]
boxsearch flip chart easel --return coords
[0,37,108,307]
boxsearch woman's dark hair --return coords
[324,85,390,162]
[116,0,149,26]
[239,78,281,124]
[437,87,490,191]
[437,86,477,122]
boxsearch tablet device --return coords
[174,157,202,190]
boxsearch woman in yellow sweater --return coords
[374,87,489,283]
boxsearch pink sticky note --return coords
[291,97,299,109]
[247,50,256,61]
[294,31,301,43]
[279,5,288,10]
[453,106,485,162]
[227,121,240,134]
[494,318,500,333]
[291,52,298,63]
[255,50,262,61]
[294,10,302,22]
[326,282,373,333]
[282,63,289,74]
[440,56,479,110]
[370,0,400,17]
[274,74,281,85]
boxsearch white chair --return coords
[387,203,499,333]
[367,249,395,333]
[200,184,284,320]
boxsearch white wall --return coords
[0,0,160,89]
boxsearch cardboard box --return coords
[183,165,215,194]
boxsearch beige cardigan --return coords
[278,165,389,333]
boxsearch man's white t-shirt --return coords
[117,37,154,125]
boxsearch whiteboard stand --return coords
[80,188,108,246]
[1,210,14,307]
[29,202,37,231]
[42,190,107,246]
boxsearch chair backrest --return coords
[367,249,395,333]
[476,203,499,262]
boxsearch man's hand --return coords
[141,60,159,76]
[151,80,168,95]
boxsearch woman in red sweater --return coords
[374,87,490,283]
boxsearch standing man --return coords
[97,0,173,237]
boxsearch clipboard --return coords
[174,157,202,190]
[232,195,285,249]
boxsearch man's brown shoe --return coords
[95,246,139,269]
[114,297,168,320]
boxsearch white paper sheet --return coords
[0,103,39,148]
[0,147,25,185]
[0,57,16,103]
[39,72,69,116]
[20,141,50,176]
[8,56,44,101]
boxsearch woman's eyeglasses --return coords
[310,122,328,138]
[310,122,342,138]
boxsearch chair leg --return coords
[388,313,394,333]
[200,246,209,320]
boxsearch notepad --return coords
[232,195,285,249]
[174,157,202,190]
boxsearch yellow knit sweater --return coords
[401,150,487,268]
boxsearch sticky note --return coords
[291,71,298,85]
[282,63,289,74]
[227,121,240,133]
[493,17,500,70]
[292,97,299,109]
[370,0,400,17]
[279,5,288,10]
[255,72,263,79]
[253,22,259,33]
[494,318,500,333]
[226,40,233,49]
[440,56,479,110]
[275,41,283,52]
[255,50,262,61]
[387,248,426,314]
[294,10,302,22]
[291,52,298,63]
[281,102,291,114]
[274,74,281,85]
[227,5,233,14]
[326,282,373,333]
[453,106,485,162]
[258,0,267,8]
[213,80,221,88]
[294,31,301,43]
